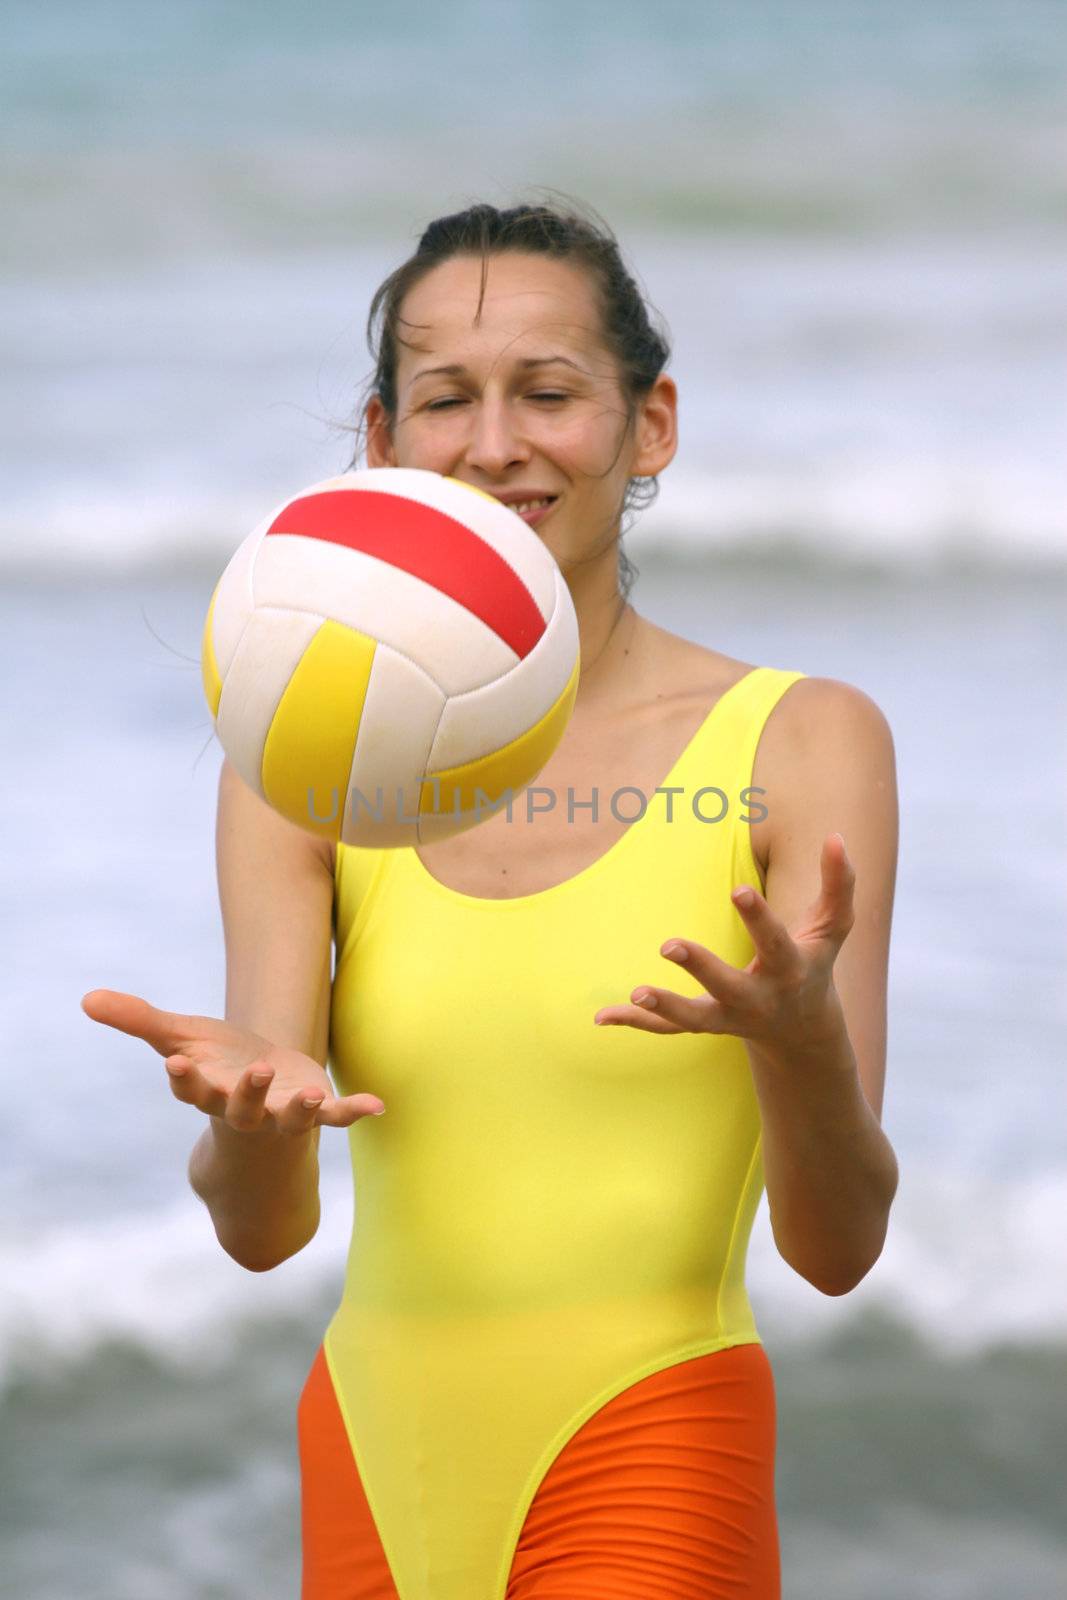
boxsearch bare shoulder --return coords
[757,674,895,756]
[646,635,896,763]
[640,620,759,703]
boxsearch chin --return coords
[540,535,571,569]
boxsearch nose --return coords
[462,392,531,479]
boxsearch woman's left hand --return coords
[593,832,855,1059]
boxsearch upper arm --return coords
[215,757,336,1089]
[752,677,899,1122]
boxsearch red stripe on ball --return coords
[266,489,546,660]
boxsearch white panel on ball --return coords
[340,641,447,848]
[253,534,520,698]
[210,526,262,679]
[215,606,324,799]
[424,567,579,771]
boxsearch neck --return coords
[569,582,633,709]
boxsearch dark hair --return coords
[345,195,672,601]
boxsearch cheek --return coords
[393,415,465,468]
[544,408,628,476]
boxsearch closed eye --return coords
[424,391,570,412]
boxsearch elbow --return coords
[800,1171,900,1298]
[801,1243,887,1297]
[227,1236,287,1272]
[207,1201,322,1273]
[233,1252,291,1274]
[781,1222,891,1297]
[220,1227,318,1274]
[808,1268,869,1298]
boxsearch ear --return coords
[365,395,397,468]
[631,374,677,479]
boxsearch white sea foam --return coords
[748,1164,1067,1356]
[2,454,1063,580]
[5,226,1062,577]
[3,1164,1063,1391]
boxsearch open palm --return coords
[81,989,385,1133]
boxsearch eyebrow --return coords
[409,355,590,385]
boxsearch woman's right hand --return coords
[80,989,386,1134]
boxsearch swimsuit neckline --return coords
[406,666,766,911]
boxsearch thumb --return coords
[810,833,856,939]
[80,989,213,1058]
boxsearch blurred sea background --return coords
[3,1,1066,1596]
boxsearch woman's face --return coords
[365,251,676,576]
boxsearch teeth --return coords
[512,498,552,515]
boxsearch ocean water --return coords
[4,0,1066,581]
[5,2,1067,1597]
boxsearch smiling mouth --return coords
[511,497,555,515]
[506,496,558,528]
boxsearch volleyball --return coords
[200,468,580,847]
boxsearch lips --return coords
[512,497,556,528]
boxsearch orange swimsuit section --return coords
[312,665,806,1600]
[299,1339,779,1599]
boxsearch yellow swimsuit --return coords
[318,664,805,1600]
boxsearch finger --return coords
[818,833,856,934]
[164,1055,230,1117]
[729,886,801,976]
[788,836,857,948]
[315,1093,388,1129]
[659,938,752,1008]
[594,1001,687,1034]
[82,990,223,1059]
[632,984,739,1034]
[593,985,743,1034]
[275,1085,329,1136]
[221,1063,276,1132]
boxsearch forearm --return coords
[188,1119,321,1272]
[746,1010,899,1296]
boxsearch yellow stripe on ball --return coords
[262,619,377,840]
[419,653,579,817]
[443,477,499,505]
[201,582,223,719]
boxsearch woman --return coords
[83,201,900,1600]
